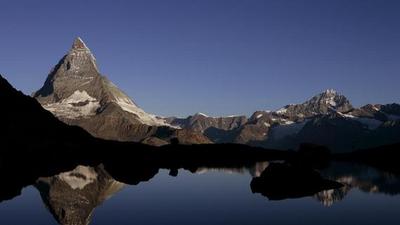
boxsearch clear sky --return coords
[1,0,399,117]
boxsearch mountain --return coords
[275,89,353,120]
[260,91,400,152]
[167,113,247,142]
[33,38,209,144]
[167,113,247,133]
[174,89,399,152]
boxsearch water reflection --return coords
[314,163,400,206]
[250,162,343,200]
[194,161,269,177]
[35,165,124,225]
[1,160,400,225]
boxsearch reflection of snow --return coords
[58,166,98,190]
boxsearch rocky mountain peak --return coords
[66,37,99,74]
[310,89,342,106]
[72,37,89,50]
[301,89,352,112]
[34,38,172,130]
[33,38,101,104]
[276,89,353,120]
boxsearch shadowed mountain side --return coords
[250,163,343,200]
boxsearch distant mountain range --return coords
[6,38,400,152]
[169,89,400,152]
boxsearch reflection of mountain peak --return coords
[314,188,348,207]
[35,165,125,225]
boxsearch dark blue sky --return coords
[1,0,399,117]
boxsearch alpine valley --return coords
[31,38,400,153]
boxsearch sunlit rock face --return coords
[35,165,125,225]
[33,38,174,142]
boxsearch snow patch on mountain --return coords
[197,112,209,117]
[281,119,294,125]
[341,113,355,118]
[276,107,287,114]
[114,97,171,127]
[227,115,241,117]
[43,90,100,119]
[64,90,96,104]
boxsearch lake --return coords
[0,161,399,225]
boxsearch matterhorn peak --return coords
[72,37,89,50]
[63,37,99,73]
[34,37,172,136]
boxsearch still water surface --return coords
[0,162,399,225]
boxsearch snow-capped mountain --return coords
[276,89,353,120]
[174,89,400,152]
[34,38,209,143]
[34,37,168,127]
